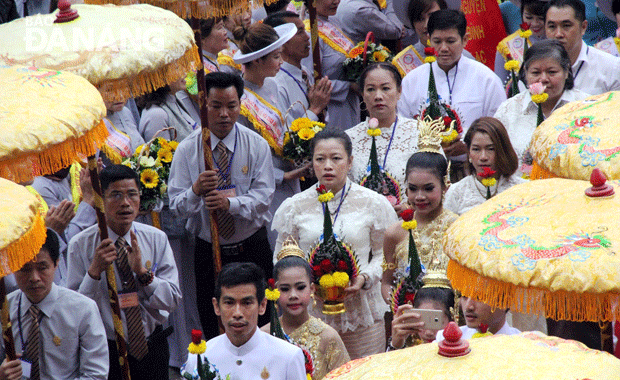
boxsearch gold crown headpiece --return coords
[276,236,306,261]
[417,116,444,154]
[421,270,452,289]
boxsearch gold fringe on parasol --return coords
[1,210,46,277]
[97,45,201,103]
[447,260,620,323]
[530,161,558,180]
[84,0,280,18]
[0,120,108,183]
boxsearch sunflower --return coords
[298,127,316,140]
[140,169,159,189]
[157,148,173,163]
[159,139,171,150]
[168,140,179,150]
[291,117,313,132]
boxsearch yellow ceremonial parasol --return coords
[324,326,620,379]
[82,0,275,18]
[443,176,620,324]
[0,65,108,183]
[0,3,200,102]
[529,91,620,180]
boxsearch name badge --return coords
[219,185,236,198]
[118,292,139,309]
[20,359,32,378]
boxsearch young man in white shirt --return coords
[545,0,620,95]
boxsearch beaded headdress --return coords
[276,236,305,261]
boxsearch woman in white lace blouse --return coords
[444,117,525,215]
[272,129,398,360]
[494,40,590,177]
[346,63,419,213]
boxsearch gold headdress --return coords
[417,116,444,154]
[276,236,306,261]
[421,270,451,289]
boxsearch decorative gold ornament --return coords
[416,116,444,154]
[421,270,451,289]
[276,236,306,261]
[53,335,62,346]
[242,165,249,175]
[261,366,270,379]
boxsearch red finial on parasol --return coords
[54,0,79,23]
[438,322,471,357]
[585,168,614,198]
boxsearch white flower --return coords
[139,156,156,167]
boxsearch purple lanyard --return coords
[280,67,308,98]
[382,116,398,170]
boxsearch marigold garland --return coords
[441,128,459,144]
[531,93,549,104]
[318,192,334,203]
[319,273,336,288]
[366,128,381,137]
[504,60,520,72]
[424,56,436,63]
[188,340,206,355]
[481,178,497,187]
[519,29,533,39]
[402,220,418,230]
[265,288,281,301]
[332,271,350,287]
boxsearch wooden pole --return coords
[0,279,16,361]
[190,13,222,278]
[308,0,325,123]
[88,156,131,380]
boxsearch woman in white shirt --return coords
[494,40,590,176]
[272,128,398,359]
[444,117,524,215]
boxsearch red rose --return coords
[479,323,489,333]
[313,265,323,277]
[316,184,327,194]
[442,116,453,129]
[424,47,436,56]
[336,260,348,271]
[404,293,416,304]
[520,22,529,31]
[320,259,333,273]
[191,329,202,345]
[506,53,513,60]
[401,209,414,222]
[478,167,496,178]
[267,278,276,289]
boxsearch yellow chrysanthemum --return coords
[332,271,350,287]
[367,128,381,137]
[319,273,335,288]
[168,140,179,151]
[471,331,493,339]
[318,191,334,203]
[291,117,313,132]
[519,29,532,39]
[134,144,148,157]
[424,56,436,63]
[157,148,173,163]
[283,132,291,146]
[298,127,316,140]
[402,220,417,230]
[265,288,281,301]
[504,60,520,72]
[187,340,206,355]
[373,50,389,62]
[481,177,497,187]
[441,129,458,144]
[531,93,549,104]
[140,169,159,189]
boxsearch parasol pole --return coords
[0,279,16,361]
[308,0,325,123]
[189,12,222,278]
[87,156,131,380]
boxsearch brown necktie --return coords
[115,237,149,360]
[25,305,40,380]
[215,141,236,240]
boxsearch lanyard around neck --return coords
[445,63,458,104]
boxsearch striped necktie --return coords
[215,141,236,240]
[25,305,40,380]
[115,237,149,360]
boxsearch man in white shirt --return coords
[183,262,306,380]
[264,11,333,126]
[545,0,620,95]
[437,296,520,341]
[67,164,181,380]
[0,229,108,380]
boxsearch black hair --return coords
[408,0,448,23]
[273,256,313,282]
[358,62,403,90]
[613,0,620,15]
[404,152,448,187]
[199,18,219,37]
[204,72,244,100]
[215,262,266,301]
[310,128,353,158]
[264,11,300,28]
[519,39,574,90]
[413,286,455,321]
[265,0,292,14]
[141,85,170,110]
[42,228,60,265]
[546,0,586,22]
[99,164,139,193]
[427,9,467,38]
[521,0,547,17]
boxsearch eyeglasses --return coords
[106,190,140,202]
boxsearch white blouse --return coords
[272,181,398,332]
[346,117,419,203]
[444,174,526,215]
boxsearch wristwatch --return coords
[137,269,154,286]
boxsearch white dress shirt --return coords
[182,328,306,380]
[276,61,319,127]
[436,321,521,341]
[398,55,507,134]
[168,125,275,244]
[66,222,181,340]
[572,40,620,95]
[2,284,109,379]
[444,174,526,215]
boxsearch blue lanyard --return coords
[280,67,308,98]
[573,46,588,81]
[212,127,238,183]
[17,293,30,352]
[445,63,458,104]
[322,183,348,227]
[382,116,398,170]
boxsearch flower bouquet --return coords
[181,330,229,380]
[122,136,178,212]
[343,32,393,82]
[519,22,533,54]
[359,118,402,206]
[478,167,497,199]
[283,116,325,168]
[309,185,360,315]
[504,53,521,98]
[418,47,463,146]
[390,209,424,314]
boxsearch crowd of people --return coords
[1,0,620,378]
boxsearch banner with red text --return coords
[462,0,506,69]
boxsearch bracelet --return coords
[381,258,397,271]
[137,270,154,286]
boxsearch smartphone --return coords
[403,309,446,331]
